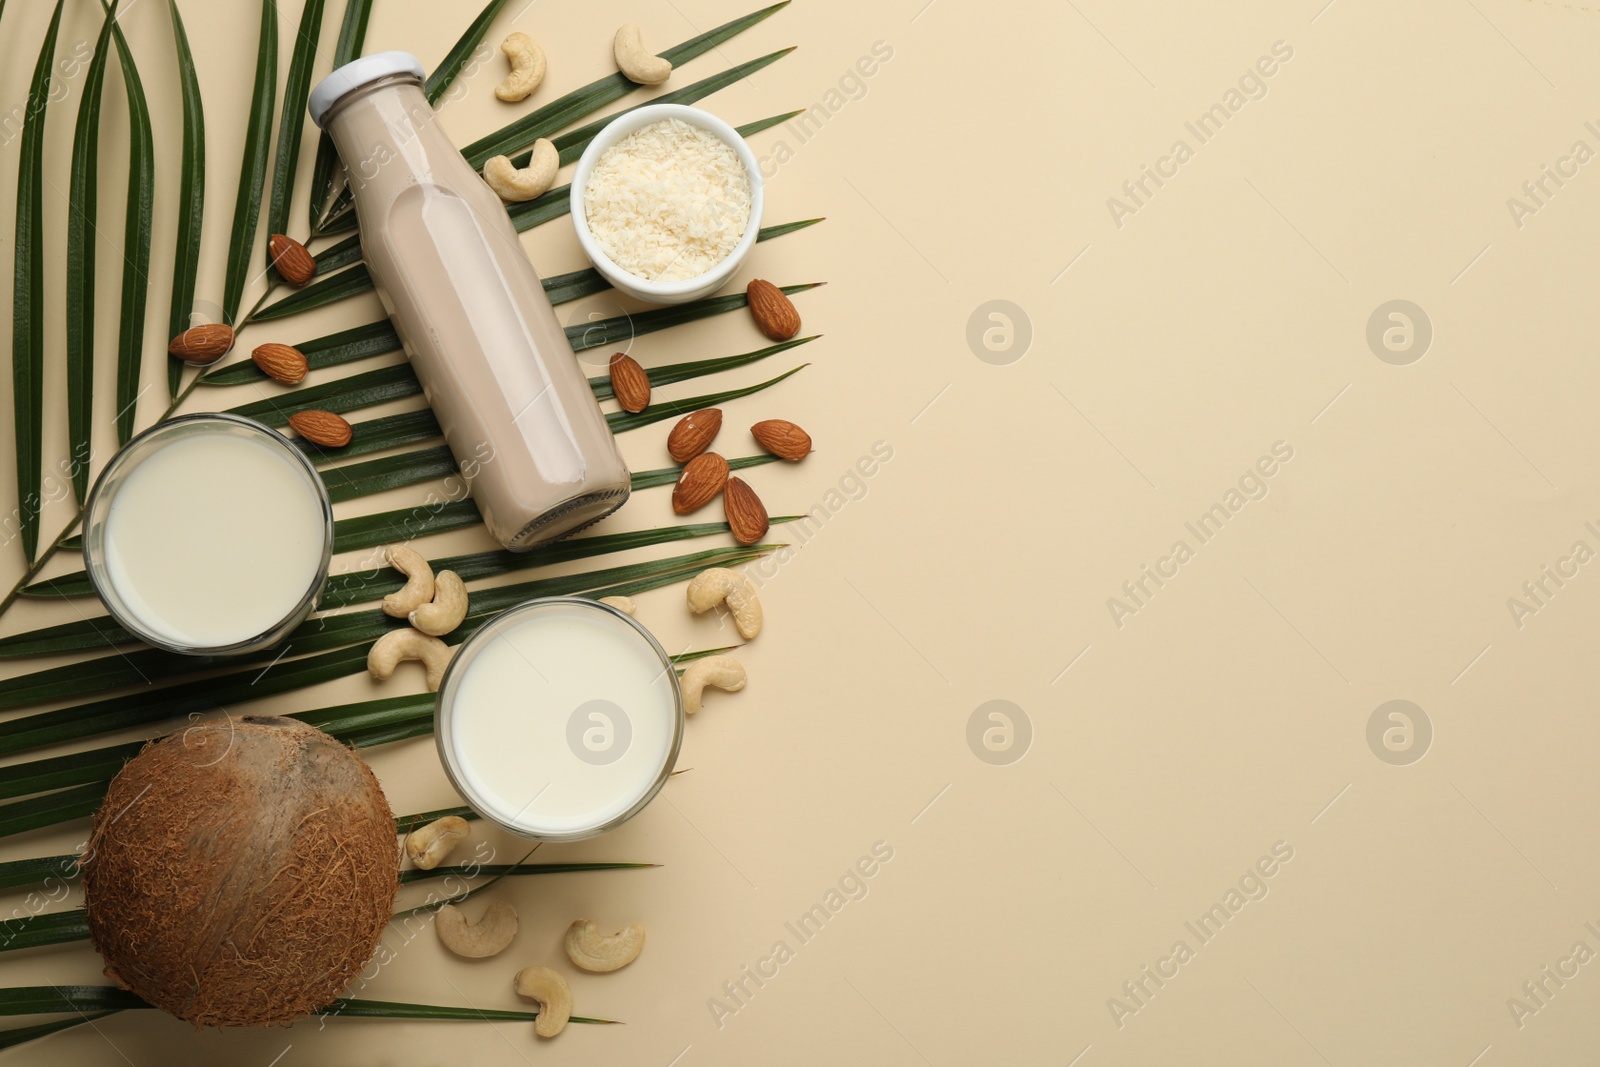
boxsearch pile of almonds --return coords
[610,343,812,547]
[164,231,356,447]
[605,280,810,546]
[167,234,353,448]
[668,409,810,545]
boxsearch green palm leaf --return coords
[316,1,790,235]
[18,331,813,601]
[0,694,437,801]
[12,0,66,562]
[164,0,205,399]
[0,544,771,748]
[249,262,374,321]
[106,11,155,445]
[275,112,803,318]
[233,356,804,444]
[199,320,399,386]
[317,515,788,610]
[0,784,108,839]
[322,445,455,502]
[424,0,510,105]
[0,630,732,838]
[5,512,780,649]
[0,1014,115,1050]
[329,498,483,551]
[505,51,793,174]
[226,364,420,426]
[267,159,812,321]
[396,805,477,835]
[319,102,794,273]
[0,910,84,953]
[317,999,618,1024]
[397,860,656,884]
[573,283,821,352]
[65,4,119,501]
[463,2,789,168]
[221,0,277,324]
[307,0,373,229]
[262,0,326,256]
[297,408,438,461]
[629,453,780,489]
[226,288,816,435]
[0,856,654,953]
[607,365,808,433]
[591,335,816,400]
[0,545,771,712]
[0,985,615,1025]
[0,853,76,893]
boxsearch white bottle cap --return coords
[308,51,426,128]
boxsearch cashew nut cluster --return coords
[565,919,645,972]
[411,569,468,636]
[494,32,547,102]
[613,23,672,85]
[405,815,470,870]
[382,545,434,618]
[514,966,573,1038]
[368,627,453,691]
[681,655,746,714]
[436,900,519,958]
[686,567,762,639]
[484,139,558,202]
[598,595,635,617]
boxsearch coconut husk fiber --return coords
[81,716,399,1027]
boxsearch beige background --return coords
[1,0,1599,1063]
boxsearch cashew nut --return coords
[484,139,558,202]
[513,966,572,1038]
[686,567,762,639]
[613,23,672,85]
[382,545,434,618]
[598,595,635,617]
[410,570,468,636]
[680,655,746,714]
[493,32,547,102]
[368,628,453,691]
[564,919,645,972]
[436,900,519,958]
[404,815,470,870]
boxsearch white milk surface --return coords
[449,602,678,836]
[104,433,326,647]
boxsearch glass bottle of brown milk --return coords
[309,53,630,549]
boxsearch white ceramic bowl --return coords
[570,103,764,306]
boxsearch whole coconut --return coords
[82,716,399,1027]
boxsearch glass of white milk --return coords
[82,413,334,656]
[435,597,685,841]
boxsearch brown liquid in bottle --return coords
[312,58,629,549]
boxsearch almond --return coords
[287,409,353,448]
[746,279,801,341]
[251,343,309,385]
[667,408,722,463]
[672,452,728,514]
[167,323,235,365]
[723,477,769,545]
[610,353,651,413]
[751,419,811,461]
[269,233,317,287]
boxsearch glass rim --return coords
[82,412,335,657]
[433,595,686,843]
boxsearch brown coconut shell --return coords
[81,716,399,1027]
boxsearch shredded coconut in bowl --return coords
[582,117,753,282]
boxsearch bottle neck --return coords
[319,73,425,129]
[324,76,453,203]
